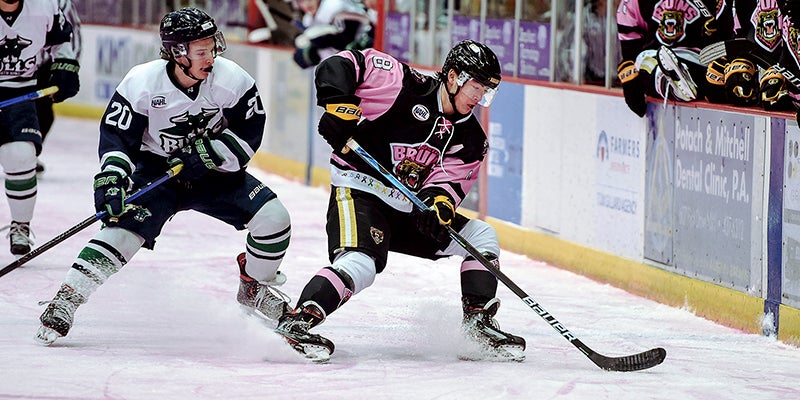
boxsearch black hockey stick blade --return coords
[580,339,667,371]
[346,138,667,371]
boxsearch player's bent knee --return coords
[0,141,37,172]
[332,251,377,295]
[248,198,291,233]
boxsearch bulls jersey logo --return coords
[0,35,34,75]
[159,108,220,153]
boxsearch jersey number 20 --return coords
[105,102,133,130]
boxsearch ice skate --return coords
[274,301,335,363]
[236,252,289,322]
[34,284,86,345]
[460,298,526,362]
[2,221,34,255]
[657,46,698,101]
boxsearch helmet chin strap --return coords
[176,58,206,82]
[442,81,469,119]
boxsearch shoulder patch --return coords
[412,104,430,121]
[151,95,167,108]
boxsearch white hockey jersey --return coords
[98,57,266,176]
[298,0,372,60]
[39,0,81,65]
[0,0,75,95]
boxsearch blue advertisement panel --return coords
[483,18,516,75]
[384,12,411,62]
[517,21,550,80]
[486,83,524,224]
[782,123,800,307]
[671,108,755,288]
[451,15,481,46]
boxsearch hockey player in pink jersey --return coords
[274,40,526,363]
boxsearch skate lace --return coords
[276,315,316,340]
[244,281,290,321]
[1,222,35,246]
[254,283,291,308]
[37,298,78,325]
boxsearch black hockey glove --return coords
[293,46,322,69]
[49,58,80,103]
[412,189,455,243]
[724,58,759,107]
[93,170,129,220]
[760,66,792,110]
[704,57,728,103]
[617,60,646,118]
[318,102,361,152]
[168,136,224,181]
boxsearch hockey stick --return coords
[699,38,800,90]
[0,86,59,110]
[0,164,183,278]
[346,138,666,371]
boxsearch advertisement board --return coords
[646,106,764,291]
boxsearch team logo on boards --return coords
[597,131,610,162]
[412,104,430,121]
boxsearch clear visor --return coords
[170,31,227,60]
[456,72,498,107]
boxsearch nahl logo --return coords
[151,95,167,108]
[411,104,429,121]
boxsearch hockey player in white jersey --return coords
[292,0,373,68]
[35,0,81,174]
[35,7,292,345]
[0,0,79,255]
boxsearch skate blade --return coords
[284,340,332,363]
[34,325,61,346]
[458,344,525,362]
[657,49,697,100]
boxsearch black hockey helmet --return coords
[440,40,501,106]
[160,7,226,60]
